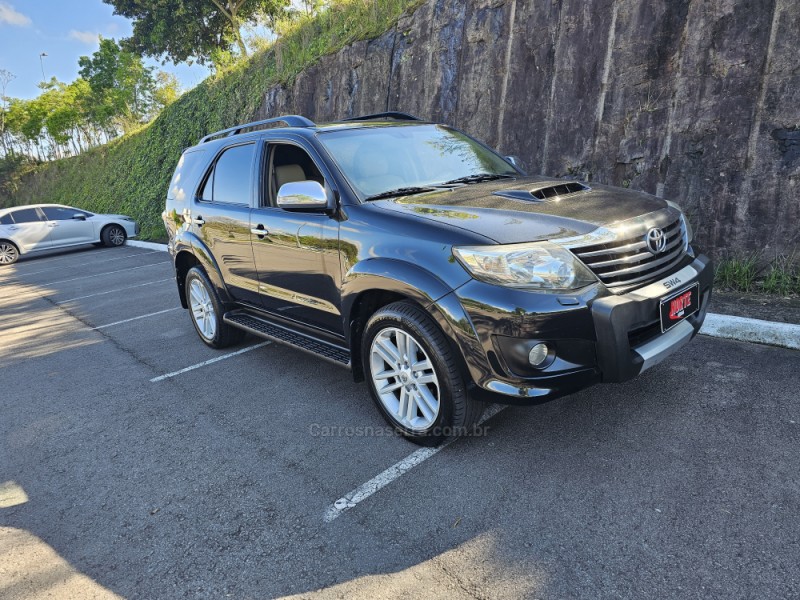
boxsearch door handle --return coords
[8,226,18,231]
[47,222,58,228]
[251,225,269,238]
[192,216,205,226]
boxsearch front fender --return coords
[341,258,458,331]
[341,258,486,384]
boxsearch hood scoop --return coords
[493,181,590,203]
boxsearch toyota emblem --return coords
[645,228,667,254]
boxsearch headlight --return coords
[453,241,597,290]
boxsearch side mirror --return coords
[72,213,87,221]
[277,180,330,211]
[505,155,526,173]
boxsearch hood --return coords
[373,176,668,244]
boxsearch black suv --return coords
[163,112,712,444]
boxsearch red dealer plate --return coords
[659,283,700,332]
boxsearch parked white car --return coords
[0,204,139,265]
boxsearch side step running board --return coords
[223,311,351,367]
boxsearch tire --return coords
[362,300,484,446]
[101,224,127,247]
[185,266,245,349]
[0,241,19,266]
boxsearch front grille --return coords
[571,213,688,291]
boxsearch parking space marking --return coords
[149,341,272,383]
[14,248,117,266]
[93,307,182,330]
[18,251,162,277]
[41,261,171,286]
[322,404,506,523]
[55,278,174,304]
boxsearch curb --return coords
[127,239,799,351]
[699,313,800,351]
[127,240,169,252]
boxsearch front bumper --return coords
[436,252,713,405]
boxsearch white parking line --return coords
[19,251,162,277]
[43,261,170,285]
[93,307,181,330]
[149,341,272,383]
[55,278,174,304]
[322,404,506,523]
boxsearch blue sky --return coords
[0,1,211,99]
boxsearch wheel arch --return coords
[342,259,474,383]
[172,233,231,308]
[99,222,126,241]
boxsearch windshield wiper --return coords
[364,186,437,201]
[440,173,516,185]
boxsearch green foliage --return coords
[271,0,424,84]
[715,255,760,292]
[761,255,799,296]
[714,253,800,295]
[0,0,422,241]
[104,0,289,64]
[79,38,155,128]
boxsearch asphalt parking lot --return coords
[1,244,798,599]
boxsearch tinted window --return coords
[0,214,12,225]
[12,208,43,223]
[211,144,254,205]
[41,206,80,221]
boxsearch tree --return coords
[103,0,289,65]
[0,69,15,156]
[151,71,182,116]
[79,38,156,131]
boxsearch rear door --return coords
[40,206,96,247]
[7,207,53,252]
[191,141,261,305]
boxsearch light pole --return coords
[39,52,47,83]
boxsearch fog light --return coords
[528,343,549,367]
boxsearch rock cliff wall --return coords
[255,0,799,256]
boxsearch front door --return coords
[40,206,96,247]
[249,140,342,335]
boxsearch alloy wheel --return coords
[109,227,126,246]
[0,242,18,265]
[369,326,441,431]
[189,278,217,340]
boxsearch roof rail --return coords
[199,115,316,144]
[343,112,422,122]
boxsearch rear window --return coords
[197,143,255,205]
[0,214,12,225]
[11,208,43,223]
[168,149,208,202]
[208,144,254,205]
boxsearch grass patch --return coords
[0,0,423,240]
[715,254,760,292]
[271,0,424,84]
[715,253,800,296]
[761,254,799,296]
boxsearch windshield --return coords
[318,124,518,199]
